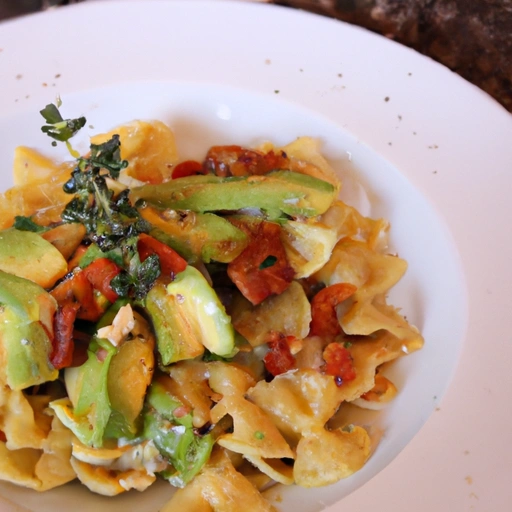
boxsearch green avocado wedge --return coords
[146,266,235,366]
[0,228,68,289]
[140,207,248,263]
[0,270,58,390]
[130,171,336,220]
[51,337,116,448]
[143,379,214,488]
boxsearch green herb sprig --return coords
[40,102,160,300]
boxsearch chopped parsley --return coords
[13,216,46,233]
[259,255,278,270]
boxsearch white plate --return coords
[0,1,510,511]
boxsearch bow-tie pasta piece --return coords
[293,425,370,487]
[231,281,311,347]
[90,120,179,184]
[246,369,343,446]
[161,448,277,512]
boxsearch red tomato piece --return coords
[323,342,356,383]
[264,335,296,377]
[309,283,357,337]
[67,244,88,271]
[172,160,205,179]
[0,430,6,443]
[50,271,105,322]
[227,221,295,305]
[203,145,289,177]
[50,303,80,370]
[137,233,187,277]
[83,258,122,303]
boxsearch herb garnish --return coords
[40,102,160,300]
[40,102,86,147]
[13,216,46,233]
[259,255,278,270]
[110,240,161,301]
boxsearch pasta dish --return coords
[0,104,423,510]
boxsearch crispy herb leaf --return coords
[13,216,46,232]
[40,103,86,142]
[111,252,160,301]
[259,255,278,270]
[88,135,128,178]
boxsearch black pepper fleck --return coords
[384,96,390,102]
[16,74,22,80]
[274,90,280,94]
[55,73,61,78]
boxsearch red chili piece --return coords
[264,336,296,377]
[172,160,205,179]
[227,221,295,305]
[323,342,356,383]
[203,145,289,177]
[83,258,122,303]
[309,283,357,337]
[50,303,80,370]
[51,271,105,322]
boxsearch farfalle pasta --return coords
[0,107,424,511]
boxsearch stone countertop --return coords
[271,0,512,113]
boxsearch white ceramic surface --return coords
[0,2,510,512]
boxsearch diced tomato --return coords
[67,244,89,271]
[137,233,187,276]
[83,258,122,303]
[203,145,289,177]
[227,221,295,305]
[50,303,80,370]
[323,342,356,383]
[50,271,105,322]
[309,283,357,337]
[172,160,205,179]
[0,430,6,443]
[264,335,296,377]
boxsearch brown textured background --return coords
[271,0,512,112]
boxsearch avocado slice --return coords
[143,378,214,488]
[51,336,116,448]
[0,270,58,390]
[0,228,68,289]
[130,170,337,220]
[140,206,249,263]
[146,266,235,366]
